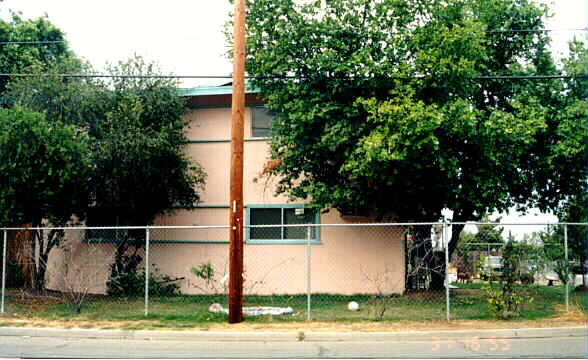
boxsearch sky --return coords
[1,0,586,88]
[0,1,235,88]
[0,0,586,234]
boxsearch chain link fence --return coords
[449,223,587,320]
[0,223,586,322]
[0,227,144,318]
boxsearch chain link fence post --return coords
[1,229,6,314]
[444,221,450,321]
[306,225,312,321]
[145,227,150,316]
[564,224,569,312]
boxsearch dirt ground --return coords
[0,307,585,332]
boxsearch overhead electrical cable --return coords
[0,40,67,45]
[484,28,587,33]
[0,27,585,46]
[0,73,585,80]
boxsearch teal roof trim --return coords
[177,85,260,97]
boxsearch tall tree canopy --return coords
[5,55,206,290]
[0,107,91,290]
[245,0,586,227]
[0,11,206,291]
[6,56,206,226]
[0,107,90,227]
[245,0,586,290]
[89,57,206,226]
[0,12,73,98]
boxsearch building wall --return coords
[45,97,406,296]
[148,104,406,295]
[46,230,115,296]
[149,209,405,295]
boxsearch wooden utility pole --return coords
[228,0,246,324]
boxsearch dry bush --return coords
[60,241,109,313]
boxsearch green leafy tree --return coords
[473,219,505,245]
[0,12,74,99]
[457,219,504,277]
[243,0,585,288]
[0,107,91,291]
[5,58,106,127]
[551,41,587,266]
[8,56,206,226]
[537,40,587,288]
[7,56,206,293]
[530,40,587,214]
[458,231,476,247]
[93,59,207,295]
[457,221,504,253]
[90,56,206,227]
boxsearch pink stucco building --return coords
[149,85,406,295]
[46,85,406,296]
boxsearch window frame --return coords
[246,204,321,244]
[249,105,273,139]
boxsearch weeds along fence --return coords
[0,223,586,321]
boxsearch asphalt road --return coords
[0,333,586,358]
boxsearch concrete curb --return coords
[0,326,584,342]
[304,327,587,342]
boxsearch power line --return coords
[0,73,230,79]
[0,40,66,45]
[0,73,585,80]
[0,28,585,46]
[475,75,586,80]
[484,28,587,33]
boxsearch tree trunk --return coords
[429,257,445,290]
[406,225,433,290]
[30,228,62,293]
[6,226,34,288]
[31,229,48,292]
[31,229,39,290]
[32,257,47,292]
[448,223,466,261]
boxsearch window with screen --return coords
[251,107,273,138]
[247,205,319,243]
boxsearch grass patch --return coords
[450,283,587,320]
[0,284,584,329]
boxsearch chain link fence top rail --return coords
[0,223,585,322]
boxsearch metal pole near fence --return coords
[145,227,150,316]
[564,224,569,312]
[1,230,7,314]
[306,226,312,321]
[444,221,450,321]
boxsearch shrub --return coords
[482,240,534,319]
[520,273,534,285]
[484,285,532,319]
[191,262,226,294]
[107,264,182,297]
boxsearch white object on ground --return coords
[347,301,360,311]
[208,305,294,316]
[208,303,223,312]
